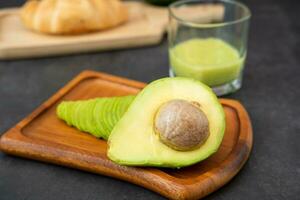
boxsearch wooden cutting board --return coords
[0,1,224,60]
[0,2,167,59]
[0,71,253,200]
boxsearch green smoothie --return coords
[169,38,245,86]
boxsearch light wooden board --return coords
[0,2,168,59]
[0,70,253,200]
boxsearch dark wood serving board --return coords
[0,70,253,200]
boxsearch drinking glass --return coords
[168,0,251,95]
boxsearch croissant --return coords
[20,0,128,34]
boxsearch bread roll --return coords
[20,0,128,34]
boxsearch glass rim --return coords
[168,0,251,28]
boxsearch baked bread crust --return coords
[20,0,128,34]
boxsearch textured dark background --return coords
[0,0,299,200]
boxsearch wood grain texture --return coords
[0,70,253,200]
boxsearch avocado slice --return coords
[57,96,135,139]
[108,77,225,168]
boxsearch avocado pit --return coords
[154,99,210,151]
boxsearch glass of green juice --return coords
[168,0,251,95]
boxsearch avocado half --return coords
[108,77,225,168]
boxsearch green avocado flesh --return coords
[108,77,225,168]
[57,95,135,140]
[57,77,225,168]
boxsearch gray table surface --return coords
[0,0,299,199]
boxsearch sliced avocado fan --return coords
[57,95,135,140]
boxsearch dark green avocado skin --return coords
[145,0,178,6]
